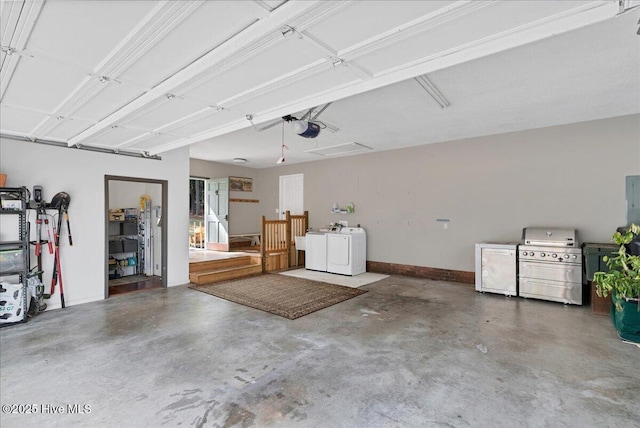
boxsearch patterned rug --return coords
[189,273,367,319]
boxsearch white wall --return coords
[189,159,263,234]
[256,114,640,272]
[0,137,190,309]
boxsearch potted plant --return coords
[593,224,640,344]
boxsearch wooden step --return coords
[189,263,262,285]
[189,255,260,274]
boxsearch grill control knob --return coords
[552,254,557,258]
[530,252,534,256]
[540,253,545,257]
[523,252,528,256]
[572,255,577,259]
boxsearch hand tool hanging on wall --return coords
[36,186,54,253]
[64,206,73,246]
[44,214,54,254]
[31,185,54,285]
[48,192,71,308]
[33,185,43,258]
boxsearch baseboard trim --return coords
[367,261,474,285]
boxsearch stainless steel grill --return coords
[518,227,583,305]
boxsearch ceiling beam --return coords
[30,1,202,139]
[0,0,44,100]
[68,0,325,147]
[147,0,620,155]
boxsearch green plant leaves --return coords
[593,224,640,311]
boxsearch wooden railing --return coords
[260,212,290,272]
[260,210,310,272]
[289,211,308,267]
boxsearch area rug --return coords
[189,274,367,319]
[279,269,389,288]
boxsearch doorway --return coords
[206,177,229,251]
[104,176,167,297]
[189,178,205,249]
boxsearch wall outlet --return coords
[275,208,279,213]
[156,264,159,270]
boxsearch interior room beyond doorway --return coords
[106,177,166,296]
[189,178,205,249]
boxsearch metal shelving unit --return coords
[0,187,30,326]
[108,218,139,278]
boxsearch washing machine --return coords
[327,227,366,275]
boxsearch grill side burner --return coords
[518,228,583,305]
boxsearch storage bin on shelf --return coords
[109,240,124,254]
[109,209,125,221]
[122,239,138,252]
[121,221,137,235]
[0,249,24,273]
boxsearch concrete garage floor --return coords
[1,276,638,427]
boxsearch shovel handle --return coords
[65,211,73,246]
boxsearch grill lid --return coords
[522,227,578,247]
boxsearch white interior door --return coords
[206,177,229,250]
[279,173,304,219]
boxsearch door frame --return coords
[104,175,168,297]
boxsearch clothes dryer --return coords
[326,227,366,275]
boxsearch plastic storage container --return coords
[583,243,618,281]
[583,243,618,315]
[109,240,124,254]
[121,221,137,235]
[122,239,138,252]
[0,249,24,274]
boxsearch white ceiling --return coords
[1,1,639,168]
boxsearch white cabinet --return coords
[305,233,327,272]
[475,243,517,296]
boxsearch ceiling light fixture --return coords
[414,75,450,109]
[233,158,247,163]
